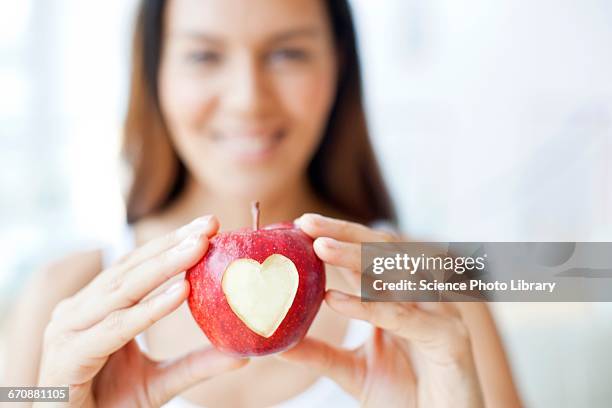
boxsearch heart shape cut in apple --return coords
[222,254,299,338]
[187,202,325,356]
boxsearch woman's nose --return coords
[223,54,272,118]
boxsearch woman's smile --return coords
[209,126,288,164]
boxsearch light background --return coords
[1,0,611,406]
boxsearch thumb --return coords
[148,347,248,405]
[278,338,363,397]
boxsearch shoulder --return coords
[31,249,103,302]
[43,248,103,273]
[8,249,102,347]
[3,249,104,385]
[12,249,103,336]
[131,210,180,247]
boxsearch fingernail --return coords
[178,215,212,236]
[175,232,200,252]
[190,215,212,229]
[307,213,325,224]
[319,237,339,249]
[164,281,184,295]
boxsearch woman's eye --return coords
[269,48,309,63]
[186,51,222,64]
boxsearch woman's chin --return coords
[203,173,288,202]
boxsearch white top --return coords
[101,224,374,408]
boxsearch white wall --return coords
[350,1,612,406]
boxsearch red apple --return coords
[186,203,326,357]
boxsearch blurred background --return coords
[0,0,610,406]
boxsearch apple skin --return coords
[186,223,326,357]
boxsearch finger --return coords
[118,215,218,271]
[279,338,363,397]
[71,233,209,330]
[327,265,362,293]
[295,214,396,244]
[361,329,418,408]
[74,215,217,305]
[314,238,361,276]
[120,233,207,303]
[325,290,469,354]
[79,280,190,357]
[314,238,361,289]
[148,348,248,406]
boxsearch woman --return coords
[6,0,522,406]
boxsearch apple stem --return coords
[251,201,260,230]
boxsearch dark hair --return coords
[122,0,396,225]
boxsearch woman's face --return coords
[159,0,338,200]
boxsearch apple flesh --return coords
[186,215,325,357]
[222,254,299,338]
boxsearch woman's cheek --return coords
[164,76,217,133]
[276,65,337,145]
[283,65,335,117]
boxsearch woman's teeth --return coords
[216,130,285,158]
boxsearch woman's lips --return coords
[210,129,286,164]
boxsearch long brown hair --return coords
[122,0,396,225]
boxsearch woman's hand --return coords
[36,215,248,407]
[280,214,484,408]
